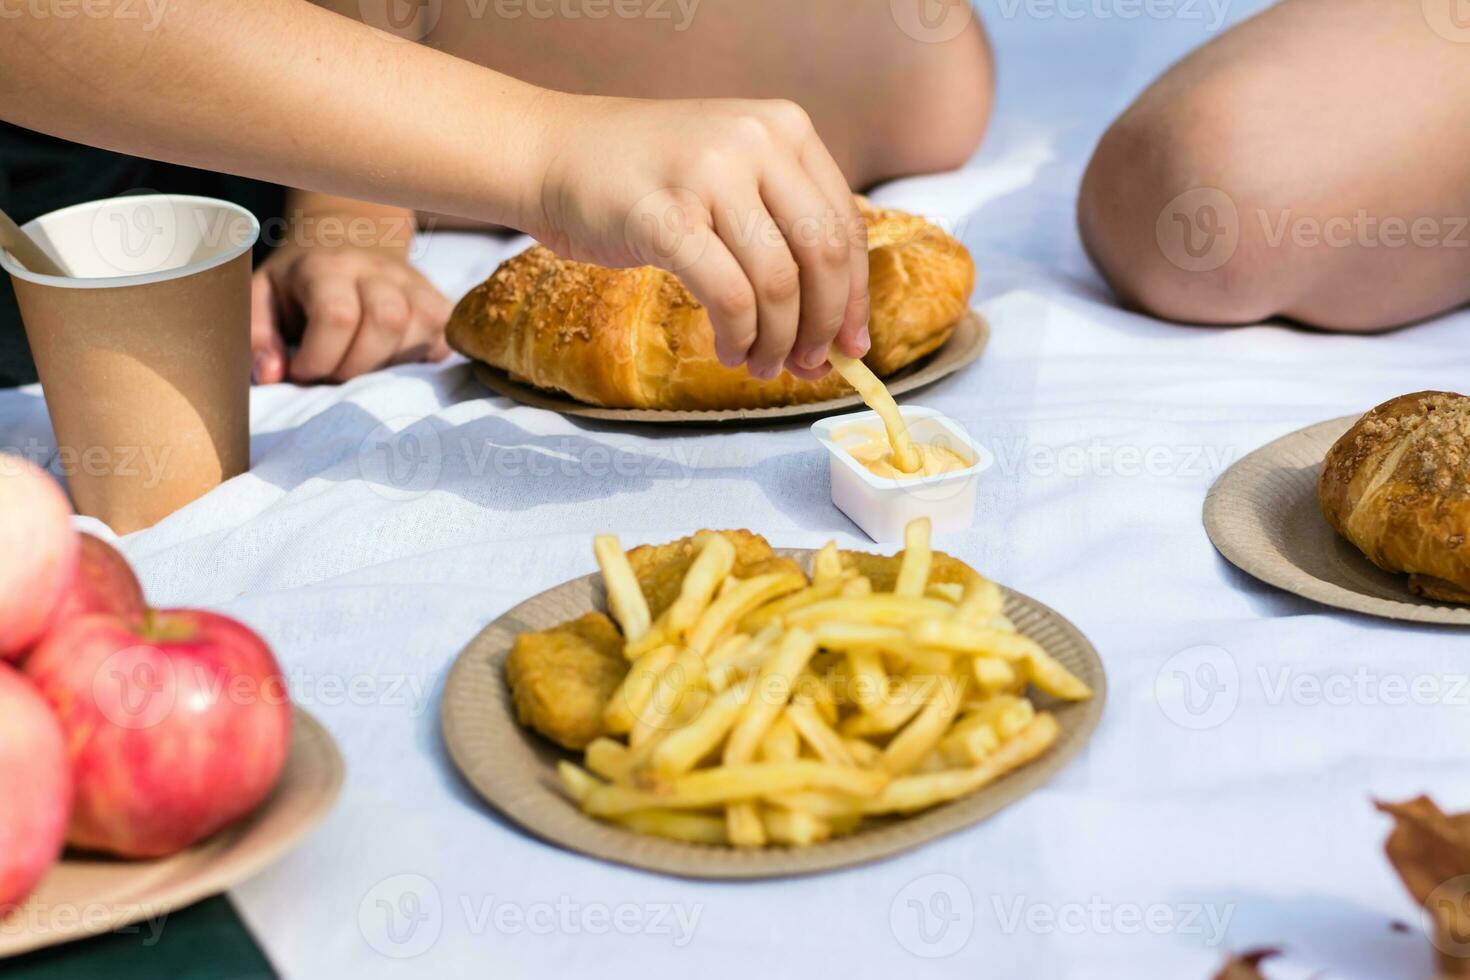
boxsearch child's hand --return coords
[532,96,870,381]
[250,246,453,385]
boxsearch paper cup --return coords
[1,195,260,533]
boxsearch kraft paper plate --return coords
[441,548,1106,880]
[470,310,989,425]
[1204,416,1470,626]
[0,708,345,958]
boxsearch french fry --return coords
[624,534,736,658]
[582,761,889,816]
[936,715,1001,766]
[843,737,883,768]
[954,575,1004,626]
[584,737,633,782]
[648,679,751,775]
[785,702,856,766]
[761,806,832,846]
[631,647,707,747]
[603,645,677,734]
[559,761,603,804]
[593,534,651,643]
[788,596,955,629]
[616,809,729,845]
[829,350,920,473]
[846,649,889,710]
[839,576,872,598]
[765,791,865,821]
[862,713,1060,815]
[894,518,932,597]
[792,670,839,726]
[972,655,1019,692]
[909,619,1039,660]
[840,676,934,737]
[882,675,967,775]
[707,624,780,692]
[926,582,964,603]
[687,571,805,655]
[726,802,767,846]
[738,577,845,633]
[1022,650,1094,701]
[812,541,843,585]
[724,628,818,764]
[758,714,801,762]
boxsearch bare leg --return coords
[1078,0,1470,332]
[416,0,993,190]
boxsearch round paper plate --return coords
[1,708,346,958]
[470,311,989,424]
[441,548,1106,879]
[1204,416,1470,625]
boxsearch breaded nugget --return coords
[838,549,980,591]
[506,612,628,750]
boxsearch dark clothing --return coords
[0,123,284,386]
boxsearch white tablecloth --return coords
[5,4,1470,977]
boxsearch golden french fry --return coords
[616,809,728,845]
[894,518,932,597]
[1023,649,1093,701]
[758,714,801,762]
[583,761,889,816]
[972,655,1019,692]
[648,679,752,775]
[707,623,781,692]
[812,541,843,585]
[584,737,633,782]
[631,647,707,747]
[726,802,767,847]
[909,619,1037,660]
[829,350,920,473]
[739,577,844,633]
[724,628,818,764]
[688,571,806,655]
[937,715,1001,766]
[954,575,1003,626]
[764,791,865,820]
[840,676,934,737]
[882,675,967,775]
[593,534,651,643]
[603,645,677,734]
[559,761,603,804]
[792,671,838,725]
[666,534,737,635]
[785,702,856,766]
[926,582,964,603]
[840,576,872,598]
[789,596,955,629]
[846,649,888,710]
[862,713,1060,815]
[761,806,832,846]
[843,737,883,768]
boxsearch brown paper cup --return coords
[1,195,259,533]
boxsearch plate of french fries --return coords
[441,518,1105,878]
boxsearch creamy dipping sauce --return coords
[837,426,973,480]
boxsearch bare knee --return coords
[1078,71,1301,326]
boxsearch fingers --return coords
[334,278,411,381]
[658,219,759,370]
[759,163,853,381]
[249,272,288,384]
[286,262,362,384]
[711,196,800,380]
[800,140,871,359]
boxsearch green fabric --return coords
[3,895,276,980]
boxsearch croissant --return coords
[1318,391,1470,603]
[446,199,975,410]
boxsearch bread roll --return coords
[446,199,975,410]
[1318,391,1470,603]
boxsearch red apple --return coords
[0,663,71,915]
[24,610,292,858]
[51,533,147,625]
[0,455,78,660]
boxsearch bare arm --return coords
[0,0,871,378]
[0,0,549,230]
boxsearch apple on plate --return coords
[0,455,78,661]
[0,662,72,915]
[24,609,292,859]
